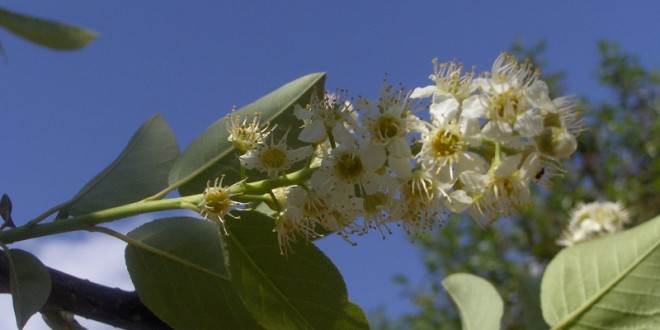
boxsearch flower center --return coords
[363,192,388,214]
[431,128,462,158]
[402,172,434,204]
[490,89,523,122]
[374,115,400,141]
[303,196,329,217]
[259,147,287,169]
[335,152,364,180]
[204,189,231,214]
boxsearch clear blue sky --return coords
[2,2,660,329]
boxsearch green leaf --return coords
[442,273,503,330]
[6,249,52,329]
[169,72,325,196]
[225,210,369,330]
[63,114,179,217]
[125,217,262,330]
[518,274,548,330]
[0,7,96,50]
[541,214,660,329]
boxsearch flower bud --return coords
[536,127,577,159]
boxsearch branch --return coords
[0,253,171,329]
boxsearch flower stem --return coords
[0,167,317,245]
[0,195,201,244]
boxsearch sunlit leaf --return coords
[442,273,503,330]
[62,114,179,217]
[0,7,96,50]
[169,73,325,196]
[125,217,261,330]
[541,214,660,329]
[224,210,369,330]
[6,249,51,329]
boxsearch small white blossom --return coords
[198,177,245,235]
[391,169,450,235]
[411,58,476,103]
[311,136,382,197]
[418,109,483,182]
[358,81,425,173]
[240,131,313,177]
[294,91,358,144]
[557,201,630,247]
[226,110,273,153]
[460,154,532,224]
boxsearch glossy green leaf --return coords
[541,214,660,329]
[6,249,51,329]
[169,73,325,196]
[125,217,261,330]
[225,210,369,330]
[63,114,179,217]
[442,273,503,330]
[0,7,96,50]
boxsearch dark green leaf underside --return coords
[225,210,369,330]
[7,249,51,329]
[0,7,96,50]
[64,114,179,216]
[125,217,261,330]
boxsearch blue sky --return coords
[2,2,660,329]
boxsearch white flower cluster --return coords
[207,53,583,254]
[557,201,630,247]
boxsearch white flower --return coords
[273,186,319,255]
[311,136,382,197]
[198,177,245,235]
[226,110,273,153]
[460,154,532,224]
[294,90,358,144]
[557,201,630,247]
[358,81,425,174]
[411,58,476,103]
[526,82,583,136]
[287,186,364,244]
[362,191,393,238]
[361,174,398,238]
[391,169,450,235]
[472,53,545,143]
[240,130,313,177]
[418,109,483,182]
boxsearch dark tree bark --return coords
[0,253,171,329]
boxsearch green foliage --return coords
[6,249,51,329]
[124,213,369,330]
[587,41,660,222]
[61,114,179,217]
[125,217,262,329]
[442,273,503,330]
[0,7,96,50]
[225,210,369,330]
[541,214,660,329]
[168,73,326,196]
